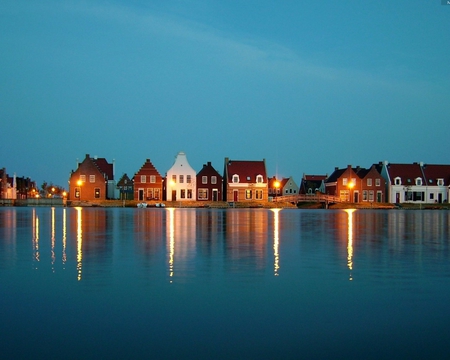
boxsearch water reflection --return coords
[32,208,40,266]
[76,207,83,281]
[345,209,355,281]
[271,209,281,276]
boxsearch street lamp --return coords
[348,181,354,203]
[274,180,280,203]
[77,180,83,202]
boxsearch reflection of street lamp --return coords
[274,180,280,202]
[77,180,83,201]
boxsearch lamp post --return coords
[77,180,83,202]
[274,180,280,203]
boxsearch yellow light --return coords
[62,191,67,197]
[77,180,83,186]
[348,182,354,189]
[274,181,280,188]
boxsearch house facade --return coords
[166,151,197,201]
[300,174,327,195]
[223,158,268,202]
[116,173,134,200]
[268,176,299,198]
[196,162,222,201]
[325,165,386,203]
[69,154,115,201]
[133,159,163,201]
[381,161,450,204]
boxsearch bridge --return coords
[274,194,343,205]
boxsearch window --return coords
[150,175,156,183]
[430,193,434,200]
[75,188,80,199]
[256,175,263,183]
[377,191,382,202]
[232,175,239,183]
[202,176,207,184]
[180,189,185,198]
[256,190,263,199]
[187,175,191,184]
[375,178,381,186]
[154,189,160,200]
[172,175,176,183]
[147,189,153,199]
[245,190,252,199]
[198,189,208,200]
[367,178,372,186]
[187,189,192,199]
[395,177,401,186]
[141,175,146,183]
[247,176,251,181]
[211,176,217,184]
[343,178,348,186]
[369,190,374,202]
[90,175,95,183]
[179,175,184,183]
[362,190,368,201]
[416,178,422,186]
[94,188,100,199]
[437,179,444,186]
[80,175,86,182]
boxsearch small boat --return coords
[137,202,148,208]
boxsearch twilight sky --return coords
[1,0,449,188]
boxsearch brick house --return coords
[133,159,163,201]
[69,154,115,201]
[196,162,223,201]
[268,176,299,199]
[325,164,385,203]
[223,158,268,202]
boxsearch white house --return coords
[166,151,197,201]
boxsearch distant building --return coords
[116,173,134,200]
[196,162,223,201]
[223,158,268,202]
[69,154,116,201]
[166,151,197,201]
[268,176,299,199]
[300,174,327,195]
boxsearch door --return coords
[213,189,218,201]
[438,193,443,203]
[172,190,177,201]
[138,189,144,201]
[395,192,400,203]
[233,190,238,202]
[354,191,359,203]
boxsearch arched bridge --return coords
[275,194,343,204]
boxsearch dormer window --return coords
[394,177,401,186]
[246,176,251,181]
[437,179,444,186]
[256,175,263,183]
[232,175,239,183]
[415,178,422,186]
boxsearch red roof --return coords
[91,156,114,180]
[386,163,424,185]
[422,164,450,186]
[225,159,267,183]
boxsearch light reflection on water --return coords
[1,207,450,359]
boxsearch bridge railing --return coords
[275,194,342,203]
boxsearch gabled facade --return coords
[69,154,116,201]
[0,168,16,199]
[116,173,134,200]
[325,165,359,202]
[381,161,450,204]
[196,162,223,201]
[356,165,386,203]
[268,176,299,198]
[133,159,163,201]
[223,158,268,202]
[300,174,327,195]
[166,151,197,201]
[268,176,282,199]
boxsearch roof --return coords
[385,163,424,184]
[92,157,114,180]
[421,164,450,186]
[225,159,267,183]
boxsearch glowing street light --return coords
[348,180,354,203]
[77,180,83,202]
[274,180,280,203]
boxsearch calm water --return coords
[1,207,450,359]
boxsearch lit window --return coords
[172,175,176,183]
[94,188,100,199]
[187,175,191,184]
[343,178,348,186]
[75,188,80,199]
[147,189,153,199]
[90,175,95,183]
[80,175,86,182]
[245,190,252,199]
[141,175,146,183]
[202,176,207,184]
[256,175,263,183]
[198,189,208,200]
[256,190,263,199]
[180,189,185,198]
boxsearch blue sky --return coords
[1,0,449,188]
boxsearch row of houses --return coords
[67,152,450,204]
[0,168,36,200]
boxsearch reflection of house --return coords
[166,151,197,201]
[116,173,134,200]
[133,159,163,201]
[300,174,327,195]
[381,161,450,204]
[69,154,116,201]
[223,158,268,202]
[325,164,385,203]
[268,176,299,198]
[196,162,222,201]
